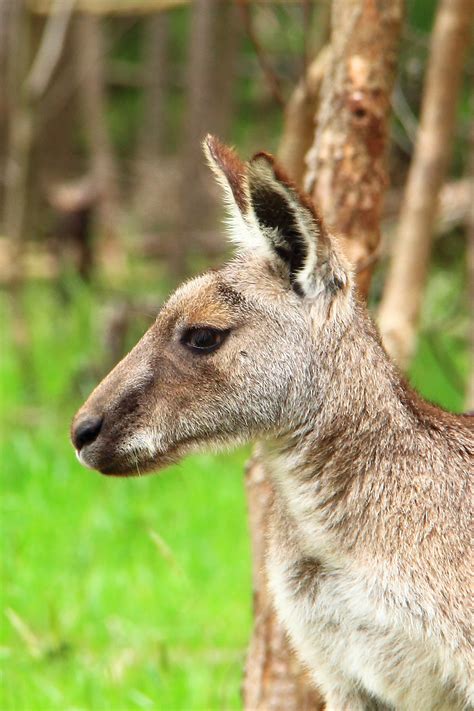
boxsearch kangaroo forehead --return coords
[161,256,292,330]
[161,271,248,328]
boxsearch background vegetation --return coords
[1,0,472,709]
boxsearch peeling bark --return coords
[378,0,472,368]
[306,0,403,299]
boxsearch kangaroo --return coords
[71,136,473,711]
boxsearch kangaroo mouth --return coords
[105,452,177,477]
[75,428,241,478]
[75,437,181,478]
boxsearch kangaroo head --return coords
[71,136,354,475]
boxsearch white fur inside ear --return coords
[203,138,274,257]
[220,195,270,256]
[203,138,348,292]
[225,210,275,258]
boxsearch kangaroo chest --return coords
[265,497,463,710]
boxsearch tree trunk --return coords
[0,0,14,202]
[134,11,170,227]
[139,12,170,162]
[178,0,238,275]
[306,0,403,299]
[243,2,402,709]
[75,12,125,276]
[378,0,472,368]
[36,16,79,187]
[277,46,331,189]
[277,2,331,188]
[3,0,32,286]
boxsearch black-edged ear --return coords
[204,135,349,299]
[247,152,348,298]
[204,134,287,254]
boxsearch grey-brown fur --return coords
[72,137,473,710]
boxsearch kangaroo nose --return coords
[72,415,103,450]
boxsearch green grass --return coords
[1,282,251,711]
[410,260,469,412]
[0,263,468,711]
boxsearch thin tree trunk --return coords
[212,0,239,141]
[134,11,170,226]
[178,0,238,276]
[378,0,472,369]
[4,0,74,277]
[278,46,331,189]
[2,0,31,355]
[3,0,74,353]
[178,0,217,275]
[36,18,79,187]
[3,0,32,286]
[0,0,14,196]
[139,12,169,161]
[243,2,402,708]
[75,12,125,276]
[278,1,331,189]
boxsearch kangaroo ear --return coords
[204,136,349,299]
[247,152,349,298]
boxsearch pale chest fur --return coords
[266,494,471,711]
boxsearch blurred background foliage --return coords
[1,0,472,709]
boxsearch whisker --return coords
[133,447,142,477]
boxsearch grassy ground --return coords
[0,261,468,711]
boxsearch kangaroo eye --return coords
[182,327,228,353]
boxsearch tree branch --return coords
[278,45,331,187]
[236,0,285,107]
[26,0,76,102]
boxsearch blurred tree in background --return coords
[1,1,472,710]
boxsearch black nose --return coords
[72,415,103,450]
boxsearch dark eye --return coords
[182,327,228,353]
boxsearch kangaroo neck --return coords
[263,305,418,560]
